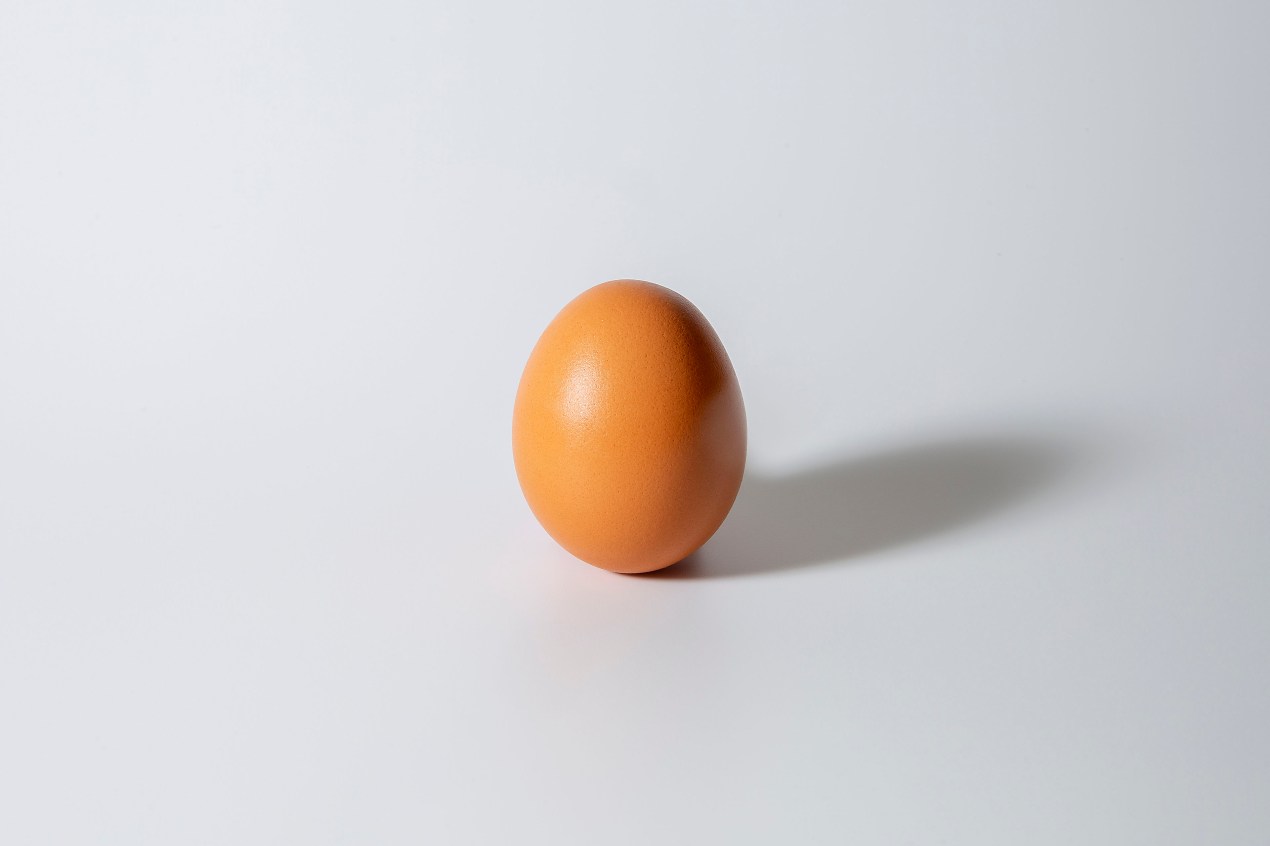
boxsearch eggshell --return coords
[513,280,746,574]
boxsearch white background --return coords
[2,1,1268,843]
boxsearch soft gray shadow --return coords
[654,434,1082,579]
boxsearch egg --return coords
[513,280,747,574]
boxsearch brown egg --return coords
[513,280,746,574]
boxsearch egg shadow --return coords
[651,433,1083,579]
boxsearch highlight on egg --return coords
[512,280,746,574]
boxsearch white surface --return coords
[2,1,1268,843]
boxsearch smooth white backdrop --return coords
[2,1,1268,843]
